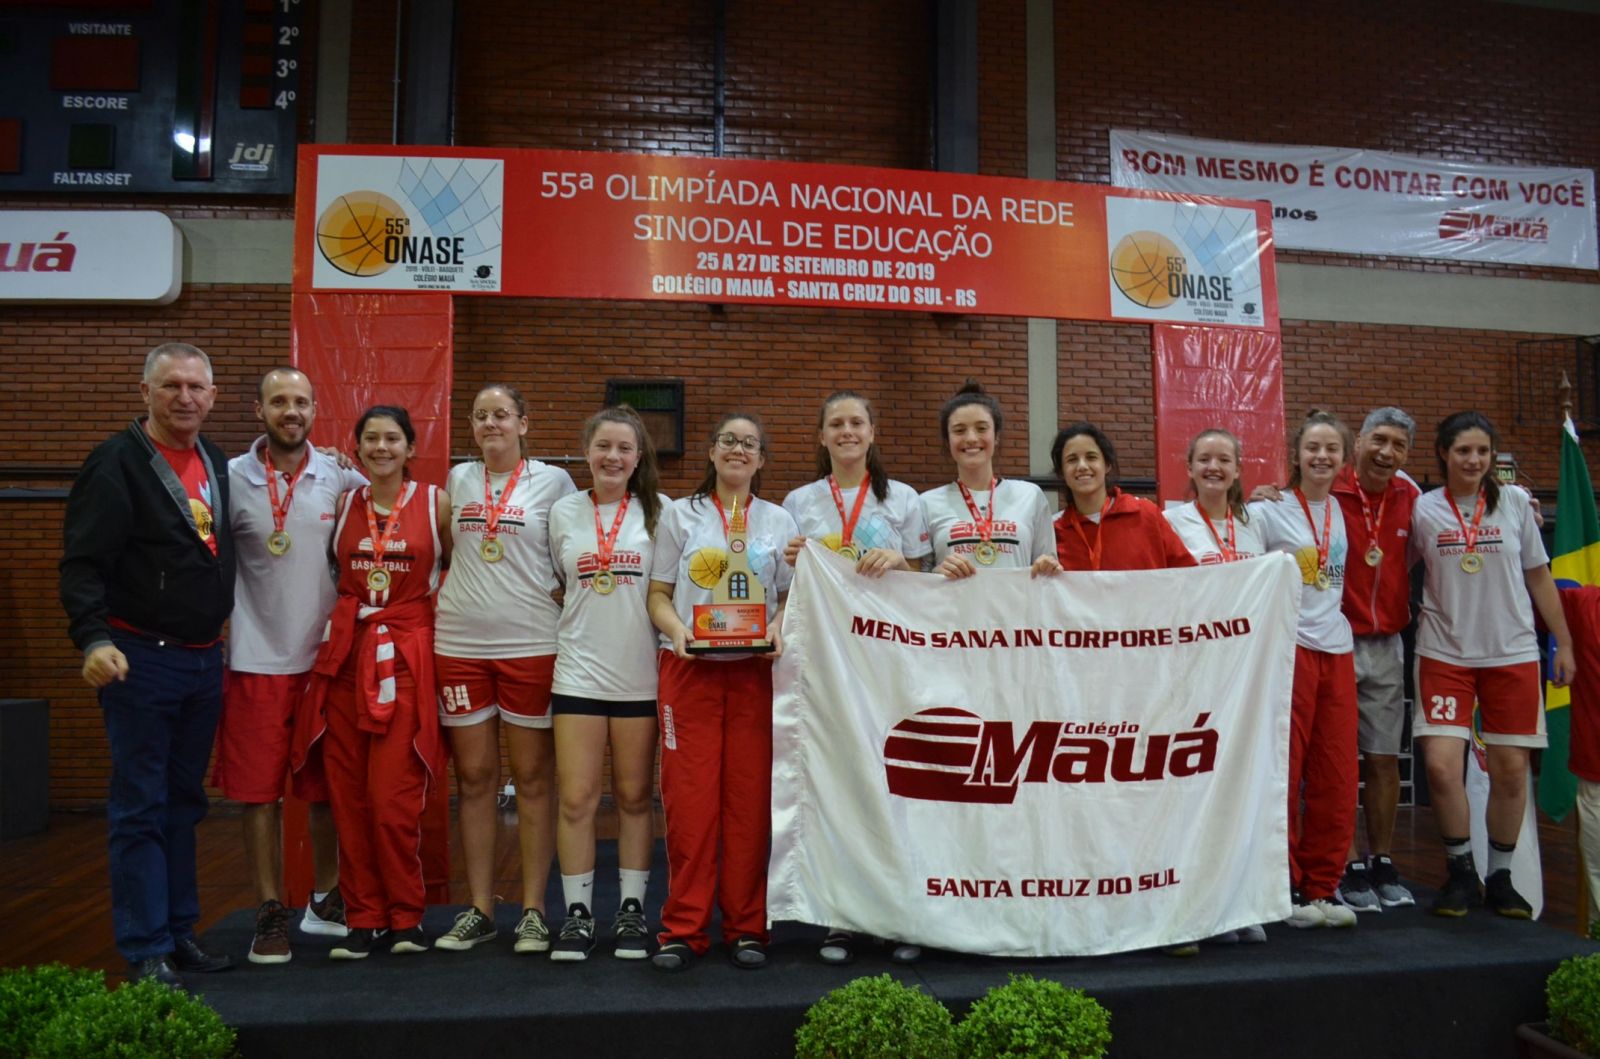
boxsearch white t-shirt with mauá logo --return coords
[548,491,669,701]
[1410,485,1548,667]
[435,459,576,658]
[781,477,931,562]
[920,479,1055,569]
[651,493,797,661]
[1163,501,1267,566]
[1248,493,1352,654]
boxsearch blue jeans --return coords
[100,633,223,962]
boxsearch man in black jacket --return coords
[60,342,238,989]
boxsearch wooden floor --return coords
[1,804,1587,976]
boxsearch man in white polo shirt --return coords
[216,367,367,963]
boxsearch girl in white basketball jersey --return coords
[1165,428,1266,565]
[1248,411,1360,931]
[1410,411,1574,918]
[921,382,1054,578]
[433,384,577,954]
[546,406,668,961]
[783,390,930,575]
[781,390,928,965]
[647,412,798,973]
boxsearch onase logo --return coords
[316,191,407,276]
[1109,230,1182,309]
[883,707,1217,804]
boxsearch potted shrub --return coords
[0,963,107,1058]
[31,978,237,1059]
[1518,952,1600,1059]
[954,973,1112,1059]
[795,973,957,1059]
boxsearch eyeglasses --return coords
[714,433,762,453]
[471,408,521,424]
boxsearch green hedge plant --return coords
[954,974,1112,1059]
[795,973,957,1059]
[1548,952,1600,1055]
[0,963,107,1058]
[31,978,237,1059]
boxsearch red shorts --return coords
[214,669,329,803]
[1414,656,1546,748]
[435,653,555,729]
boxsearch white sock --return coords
[561,872,594,915]
[1489,841,1516,876]
[311,890,329,904]
[619,868,650,907]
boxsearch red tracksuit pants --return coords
[656,651,773,954]
[322,665,428,932]
[1288,645,1359,901]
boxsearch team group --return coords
[58,342,1591,988]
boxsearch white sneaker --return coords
[1284,900,1327,929]
[1235,923,1268,944]
[1315,899,1358,928]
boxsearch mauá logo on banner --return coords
[883,707,1219,804]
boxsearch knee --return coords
[1489,759,1529,797]
[511,755,554,797]
[558,781,601,822]
[455,761,499,797]
[612,777,655,819]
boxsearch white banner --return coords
[1110,130,1597,270]
[0,210,181,303]
[770,546,1300,957]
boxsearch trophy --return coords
[687,497,774,653]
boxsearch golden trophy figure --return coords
[687,497,774,653]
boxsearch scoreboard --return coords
[0,0,303,195]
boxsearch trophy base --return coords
[686,638,775,655]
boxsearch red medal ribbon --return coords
[1446,487,1488,556]
[591,490,631,572]
[1195,501,1236,562]
[958,477,998,545]
[828,474,870,551]
[263,447,311,536]
[481,459,525,544]
[1355,481,1388,550]
[1294,488,1333,579]
[364,481,415,581]
[1067,494,1116,571]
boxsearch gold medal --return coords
[480,537,504,563]
[367,567,391,593]
[266,530,291,556]
[1365,545,1383,567]
[837,542,861,561]
[1314,570,1332,592]
[592,570,616,595]
[1460,552,1484,574]
[973,540,998,566]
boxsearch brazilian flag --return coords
[1537,416,1600,821]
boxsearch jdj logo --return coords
[882,707,1217,804]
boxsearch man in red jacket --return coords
[1331,408,1421,913]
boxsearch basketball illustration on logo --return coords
[883,707,1015,804]
[687,547,728,589]
[316,191,405,277]
[1109,230,1182,309]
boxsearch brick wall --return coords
[5,0,1599,805]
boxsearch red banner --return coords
[296,146,1278,329]
[1151,324,1285,506]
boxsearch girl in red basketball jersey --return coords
[293,405,450,959]
[1411,411,1574,917]
[646,413,798,973]
[1048,422,1195,573]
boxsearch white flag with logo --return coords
[770,546,1300,957]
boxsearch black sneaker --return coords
[249,900,293,964]
[1431,866,1483,917]
[1336,860,1381,913]
[612,898,650,960]
[1484,869,1534,919]
[389,926,430,954]
[435,907,496,951]
[550,904,597,962]
[1369,855,1416,908]
[330,927,389,959]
